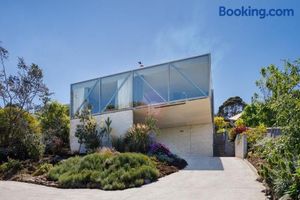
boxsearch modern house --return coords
[70,54,214,156]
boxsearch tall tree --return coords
[242,101,276,127]
[217,96,247,119]
[0,42,50,159]
[255,60,300,139]
[0,44,51,110]
[37,101,70,154]
[247,60,300,199]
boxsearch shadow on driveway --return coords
[183,156,224,170]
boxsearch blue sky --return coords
[1,0,299,110]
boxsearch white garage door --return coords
[157,124,213,157]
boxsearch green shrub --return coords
[242,57,300,198]
[0,158,22,179]
[124,124,151,153]
[48,152,159,190]
[111,136,125,152]
[38,101,70,155]
[0,158,21,173]
[255,136,300,199]
[145,115,160,134]
[0,107,44,161]
[244,124,267,150]
[23,132,45,160]
[287,166,300,198]
[228,128,236,142]
[214,116,228,134]
[48,156,81,180]
[75,106,105,152]
[33,163,53,176]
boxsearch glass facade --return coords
[133,64,169,106]
[101,72,132,112]
[71,54,210,117]
[71,79,100,116]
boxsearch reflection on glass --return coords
[101,72,132,112]
[71,55,211,117]
[133,64,168,106]
[87,81,100,114]
[71,79,100,116]
[170,56,209,101]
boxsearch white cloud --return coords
[153,23,229,77]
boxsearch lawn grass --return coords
[48,151,159,190]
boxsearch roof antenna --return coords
[138,61,144,68]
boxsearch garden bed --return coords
[0,151,187,190]
[247,153,267,171]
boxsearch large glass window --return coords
[133,64,168,106]
[101,72,132,112]
[170,56,209,101]
[71,55,211,117]
[71,79,100,116]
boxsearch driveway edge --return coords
[244,159,259,176]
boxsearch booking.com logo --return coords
[219,6,294,19]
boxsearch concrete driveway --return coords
[0,157,265,200]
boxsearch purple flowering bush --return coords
[148,142,187,169]
[148,143,171,156]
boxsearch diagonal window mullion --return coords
[135,71,167,102]
[101,73,131,112]
[144,92,154,104]
[76,79,100,114]
[170,64,206,96]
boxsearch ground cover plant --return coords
[0,158,22,179]
[0,147,183,189]
[48,151,159,190]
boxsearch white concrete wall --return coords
[157,123,213,157]
[70,109,214,156]
[70,110,133,152]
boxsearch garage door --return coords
[157,124,213,157]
